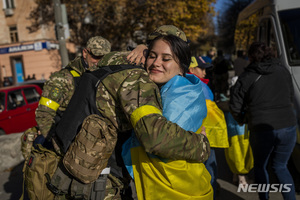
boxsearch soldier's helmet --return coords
[86,36,111,57]
[147,25,188,43]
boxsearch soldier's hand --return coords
[200,126,207,136]
[35,130,41,139]
[126,44,148,66]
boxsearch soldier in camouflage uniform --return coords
[127,25,188,65]
[92,26,211,200]
[34,26,210,200]
[32,36,110,199]
[88,49,210,199]
[36,36,111,139]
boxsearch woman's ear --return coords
[82,49,88,59]
[179,67,185,76]
[189,67,194,73]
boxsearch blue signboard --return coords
[15,62,24,83]
[0,42,52,54]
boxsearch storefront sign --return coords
[0,42,55,54]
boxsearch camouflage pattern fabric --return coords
[97,51,131,66]
[147,25,188,42]
[35,56,86,138]
[87,36,111,56]
[94,51,210,199]
[97,51,210,162]
[20,126,38,160]
[103,174,124,200]
[35,47,210,199]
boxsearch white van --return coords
[235,0,300,171]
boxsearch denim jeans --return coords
[250,126,297,200]
[204,147,217,199]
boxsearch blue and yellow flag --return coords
[224,112,253,174]
[122,74,213,200]
[199,81,229,148]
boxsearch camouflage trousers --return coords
[51,166,124,200]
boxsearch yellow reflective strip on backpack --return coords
[39,97,60,111]
[70,70,80,77]
[130,105,162,128]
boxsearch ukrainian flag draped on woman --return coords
[122,74,213,200]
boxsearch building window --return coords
[2,0,15,9]
[9,26,18,43]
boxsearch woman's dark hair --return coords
[248,42,274,62]
[147,34,191,75]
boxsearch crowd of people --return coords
[19,24,297,200]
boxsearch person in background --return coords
[212,50,230,101]
[230,42,297,200]
[233,50,249,77]
[202,49,216,93]
[202,49,215,64]
[189,56,212,80]
[188,56,229,198]
[26,75,31,80]
[3,77,12,87]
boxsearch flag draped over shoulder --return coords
[160,74,207,130]
[122,74,213,200]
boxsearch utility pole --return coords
[53,0,69,68]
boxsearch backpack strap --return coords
[46,67,82,143]
[54,65,143,153]
[65,66,81,88]
[242,73,262,122]
[245,73,262,99]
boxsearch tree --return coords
[234,12,259,51]
[216,0,254,54]
[28,0,216,51]
[136,0,216,42]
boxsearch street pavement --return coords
[0,148,300,200]
[214,148,300,200]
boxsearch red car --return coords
[0,84,42,135]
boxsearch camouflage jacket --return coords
[96,51,210,162]
[35,56,98,137]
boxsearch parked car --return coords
[0,84,42,135]
[16,79,46,90]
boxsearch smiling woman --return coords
[123,33,213,199]
[146,34,191,86]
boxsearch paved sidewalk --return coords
[0,148,300,200]
[215,148,300,200]
[0,162,24,200]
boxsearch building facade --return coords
[0,0,74,86]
